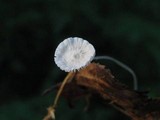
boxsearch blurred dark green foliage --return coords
[0,0,160,119]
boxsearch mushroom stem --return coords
[94,56,138,90]
[53,72,75,108]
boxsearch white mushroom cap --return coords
[54,37,95,72]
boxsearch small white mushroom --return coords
[54,37,95,72]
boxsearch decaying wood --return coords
[44,63,160,120]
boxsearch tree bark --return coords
[68,63,160,120]
[44,63,160,120]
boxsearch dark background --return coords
[0,0,160,119]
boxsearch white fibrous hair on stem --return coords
[54,37,95,72]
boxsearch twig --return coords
[43,63,160,120]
